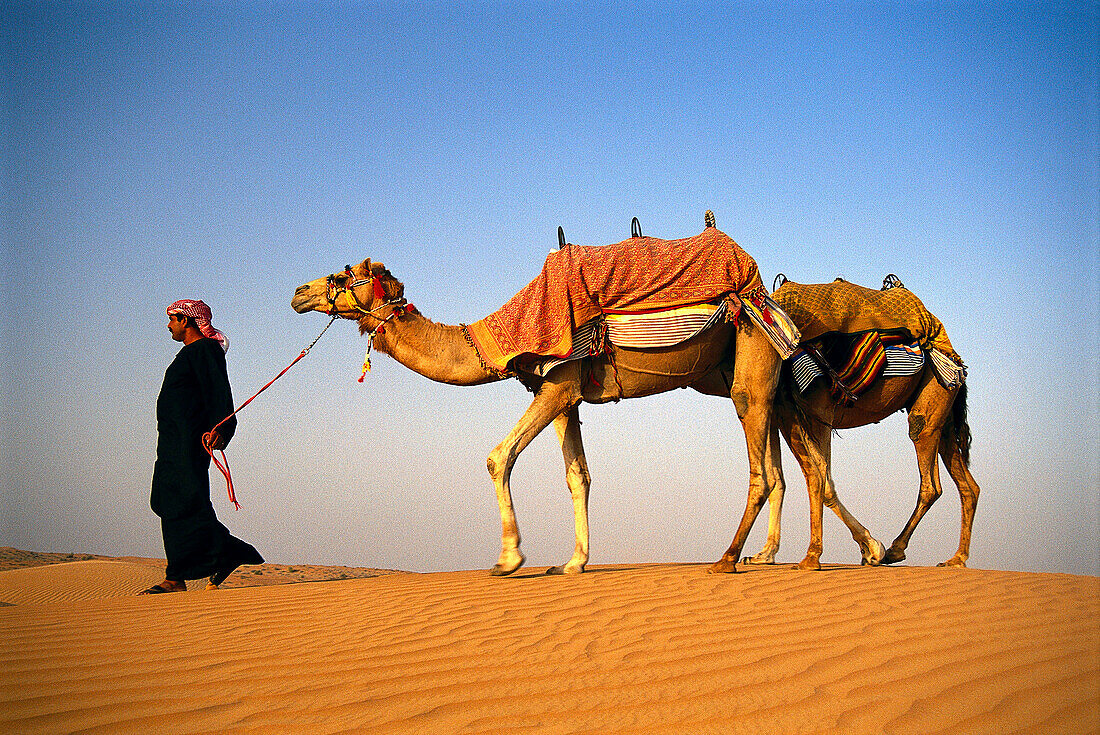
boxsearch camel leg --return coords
[710,321,781,573]
[786,411,829,570]
[769,398,886,569]
[547,406,591,575]
[937,429,980,567]
[796,406,885,566]
[882,400,948,565]
[824,480,886,566]
[743,421,785,564]
[486,379,580,576]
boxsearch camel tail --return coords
[951,382,973,467]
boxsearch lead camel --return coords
[291,225,788,576]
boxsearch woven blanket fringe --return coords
[739,293,801,359]
[928,348,967,389]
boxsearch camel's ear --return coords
[369,260,404,299]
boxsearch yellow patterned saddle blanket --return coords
[772,278,963,365]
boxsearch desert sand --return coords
[0,548,1096,735]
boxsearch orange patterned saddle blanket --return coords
[465,226,765,373]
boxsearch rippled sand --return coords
[1,551,1096,734]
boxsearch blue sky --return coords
[3,2,1098,576]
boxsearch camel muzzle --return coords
[291,285,318,314]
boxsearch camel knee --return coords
[960,481,980,504]
[565,462,590,490]
[486,447,510,482]
[731,387,751,419]
[768,472,786,498]
[745,483,770,512]
[918,485,942,506]
[571,464,591,487]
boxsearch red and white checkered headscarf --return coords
[167,299,229,352]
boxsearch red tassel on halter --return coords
[372,276,385,301]
[358,347,371,382]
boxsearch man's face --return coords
[168,314,188,342]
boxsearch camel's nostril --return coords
[295,284,309,294]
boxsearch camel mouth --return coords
[291,288,318,314]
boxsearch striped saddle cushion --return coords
[789,332,927,401]
[524,301,728,377]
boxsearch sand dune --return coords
[0,548,401,604]
[0,560,170,605]
[0,555,1096,734]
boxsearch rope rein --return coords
[202,314,337,509]
[203,264,410,508]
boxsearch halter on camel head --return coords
[323,261,415,381]
[325,262,411,321]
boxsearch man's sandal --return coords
[138,581,185,595]
[209,563,241,588]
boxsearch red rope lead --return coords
[203,316,337,509]
[206,445,239,510]
[203,349,307,509]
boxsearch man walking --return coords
[140,299,263,594]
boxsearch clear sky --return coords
[4,2,1098,576]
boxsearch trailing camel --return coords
[702,277,980,570]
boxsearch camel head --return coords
[291,260,406,328]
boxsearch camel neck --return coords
[367,310,502,387]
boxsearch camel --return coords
[291,258,783,575]
[699,294,980,570]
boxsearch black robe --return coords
[152,338,262,581]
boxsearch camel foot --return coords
[794,556,822,571]
[741,549,778,565]
[708,558,739,574]
[937,555,968,568]
[489,560,524,576]
[489,551,525,577]
[546,563,584,575]
[882,547,907,565]
[860,538,886,566]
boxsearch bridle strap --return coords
[325,264,416,379]
[326,265,404,321]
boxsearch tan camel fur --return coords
[292,260,782,575]
[697,356,979,570]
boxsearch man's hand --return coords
[205,430,228,451]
